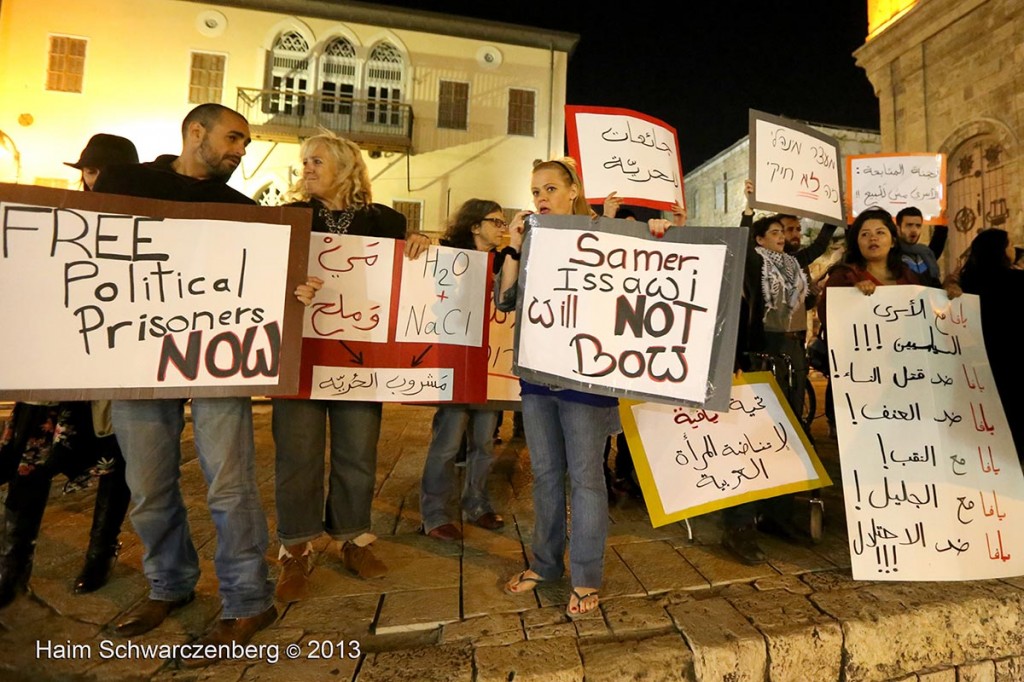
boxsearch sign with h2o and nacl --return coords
[514,214,746,411]
[0,184,310,399]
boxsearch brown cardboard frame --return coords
[0,183,311,400]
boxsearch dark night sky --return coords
[375,1,880,171]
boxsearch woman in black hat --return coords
[0,134,139,607]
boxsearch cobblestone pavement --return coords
[2,380,1024,681]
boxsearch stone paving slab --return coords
[614,541,709,594]
[376,586,460,634]
[667,597,767,682]
[579,633,696,682]
[475,636,583,682]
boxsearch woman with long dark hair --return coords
[420,199,509,541]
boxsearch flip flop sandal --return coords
[504,570,544,595]
[565,587,600,619]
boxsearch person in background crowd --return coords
[420,199,509,542]
[0,134,138,607]
[896,206,947,286]
[956,228,1023,456]
[272,132,429,601]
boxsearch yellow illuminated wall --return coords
[867,0,920,38]
[0,0,569,227]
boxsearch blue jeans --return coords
[522,394,618,588]
[420,407,499,533]
[271,399,381,543]
[112,398,272,619]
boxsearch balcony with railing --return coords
[237,88,413,152]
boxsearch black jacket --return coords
[93,155,254,205]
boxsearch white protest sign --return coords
[0,190,301,397]
[567,105,684,210]
[828,286,1024,580]
[622,374,831,527]
[396,244,488,347]
[487,307,520,402]
[304,233,394,342]
[516,218,728,406]
[749,109,844,225]
[309,366,453,401]
[847,153,946,222]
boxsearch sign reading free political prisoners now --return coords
[846,153,947,224]
[621,373,831,527]
[514,214,746,411]
[749,109,844,225]
[566,105,685,210]
[828,286,1024,581]
[0,183,310,399]
[294,234,491,403]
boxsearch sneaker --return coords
[341,541,387,579]
[275,543,313,602]
[722,525,766,565]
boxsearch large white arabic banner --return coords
[748,109,844,225]
[621,373,831,527]
[828,286,1024,580]
[514,214,746,411]
[567,105,685,210]
[847,153,947,223]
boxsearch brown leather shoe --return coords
[114,593,195,637]
[275,544,314,602]
[472,512,505,530]
[341,541,387,579]
[426,523,463,542]
[180,604,277,668]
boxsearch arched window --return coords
[364,42,405,127]
[319,37,357,120]
[266,30,311,116]
[946,134,1011,267]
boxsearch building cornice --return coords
[179,0,580,54]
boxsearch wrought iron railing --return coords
[236,88,413,149]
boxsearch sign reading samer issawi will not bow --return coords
[514,214,746,411]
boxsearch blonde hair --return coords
[286,132,372,209]
[532,157,591,216]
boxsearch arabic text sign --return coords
[0,184,308,399]
[304,234,394,342]
[749,109,844,225]
[828,286,1024,580]
[847,153,946,223]
[309,367,453,402]
[396,245,488,347]
[621,374,831,527]
[296,234,490,403]
[566,105,684,210]
[515,215,743,409]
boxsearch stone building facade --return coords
[855,0,1024,265]
[685,126,881,232]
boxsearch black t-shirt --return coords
[94,155,255,205]
[287,200,406,239]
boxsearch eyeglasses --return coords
[482,217,508,229]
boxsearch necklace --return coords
[318,205,355,234]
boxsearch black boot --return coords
[0,472,52,608]
[74,463,130,594]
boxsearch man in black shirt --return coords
[95,104,276,661]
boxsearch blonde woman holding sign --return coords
[497,158,675,617]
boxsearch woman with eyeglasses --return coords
[419,199,511,542]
